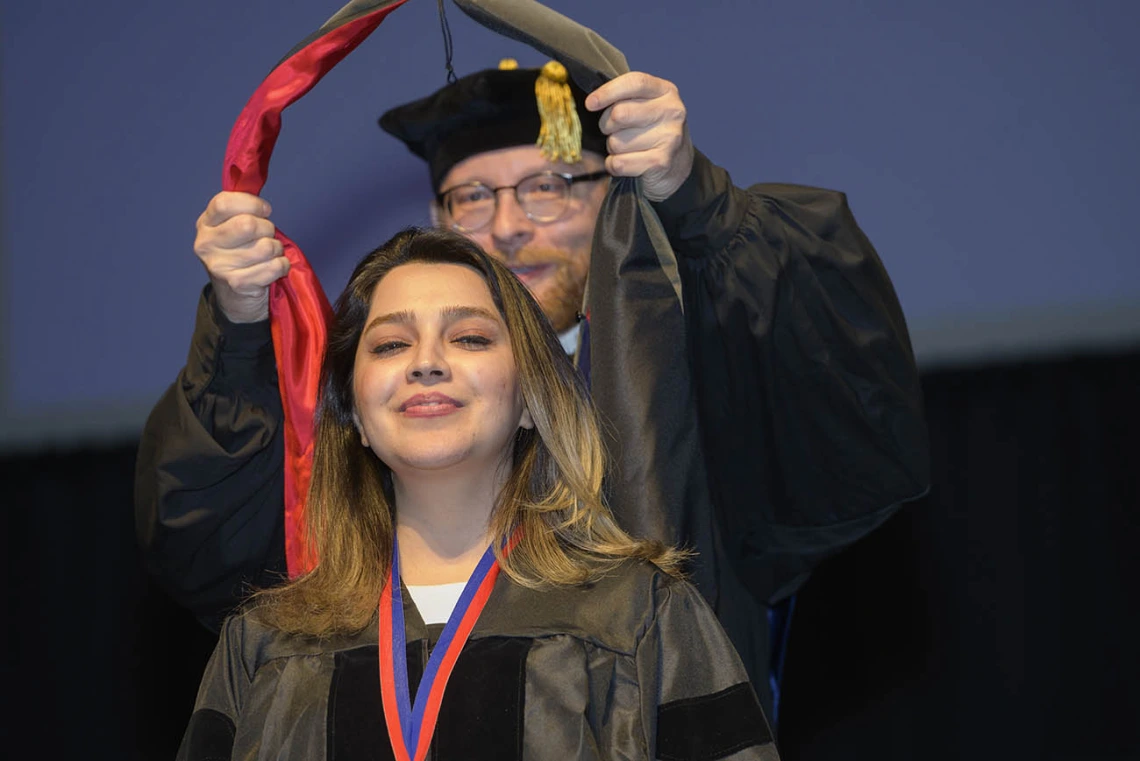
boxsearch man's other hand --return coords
[586,72,695,202]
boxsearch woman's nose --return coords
[406,341,450,382]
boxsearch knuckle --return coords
[193,235,215,261]
[235,214,260,240]
[605,110,622,134]
[598,111,613,134]
[256,236,279,260]
[211,192,233,218]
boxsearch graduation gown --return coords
[177,561,779,761]
[136,150,929,714]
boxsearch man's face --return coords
[436,146,608,333]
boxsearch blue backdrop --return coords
[2,0,1138,448]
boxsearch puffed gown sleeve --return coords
[644,576,781,761]
[655,150,931,605]
[134,285,287,630]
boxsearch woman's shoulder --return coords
[478,559,694,654]
[580,557,689,599]
[218,604,378,673]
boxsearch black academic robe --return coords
[136,150,929,717]
[177,561,779,761]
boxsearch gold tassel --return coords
[534,60,582,164]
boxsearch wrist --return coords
[205,284,272,353]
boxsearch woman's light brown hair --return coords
[252,227,685,637]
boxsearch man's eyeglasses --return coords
[437,170,609,233]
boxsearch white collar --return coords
[558,323,581,356]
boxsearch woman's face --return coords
[352,262,532,478]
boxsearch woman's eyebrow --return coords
[363,309,415,333]
[363,306,501,334]
[440,305,501,324]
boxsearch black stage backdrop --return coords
[5,349,1139,760]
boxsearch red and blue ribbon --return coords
[378,537,506,761]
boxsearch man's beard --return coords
[535,262,587,334]
[492,248,588,334]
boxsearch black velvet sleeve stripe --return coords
[179,708,236,761]
[657,682,773,761]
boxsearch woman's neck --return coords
[392,468,501,585]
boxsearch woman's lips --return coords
[399,393,462,417]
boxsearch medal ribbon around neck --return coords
[378,531,517,761]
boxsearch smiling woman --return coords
[176,227,780,761]
[352,263,532,481]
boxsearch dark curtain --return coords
[779,349,1140,759]
[4,442,216,760]
[4,348,1138,760]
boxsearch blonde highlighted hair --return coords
[252,227,686,637]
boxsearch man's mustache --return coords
[486,248,573,268]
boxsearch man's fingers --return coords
[605,150,662,179]
[585,72,673,112]
[216,214,278,248]
[217,255,291,293]
[203,235,284,270]
[196,214,278,259]
[201,191,272,227]
[597,101,661,135]
[606,126,680,157]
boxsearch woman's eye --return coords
[454,334,491,348]
[371,340,408,355]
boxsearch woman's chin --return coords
[385,446,484,477]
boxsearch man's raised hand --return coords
[194,191,289,323]
[585,72,695,203]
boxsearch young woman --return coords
[177,227,778,761]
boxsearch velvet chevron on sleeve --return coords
[647,579,780,761]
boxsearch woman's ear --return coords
[518,406,534,430]
[352,411,370,448]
